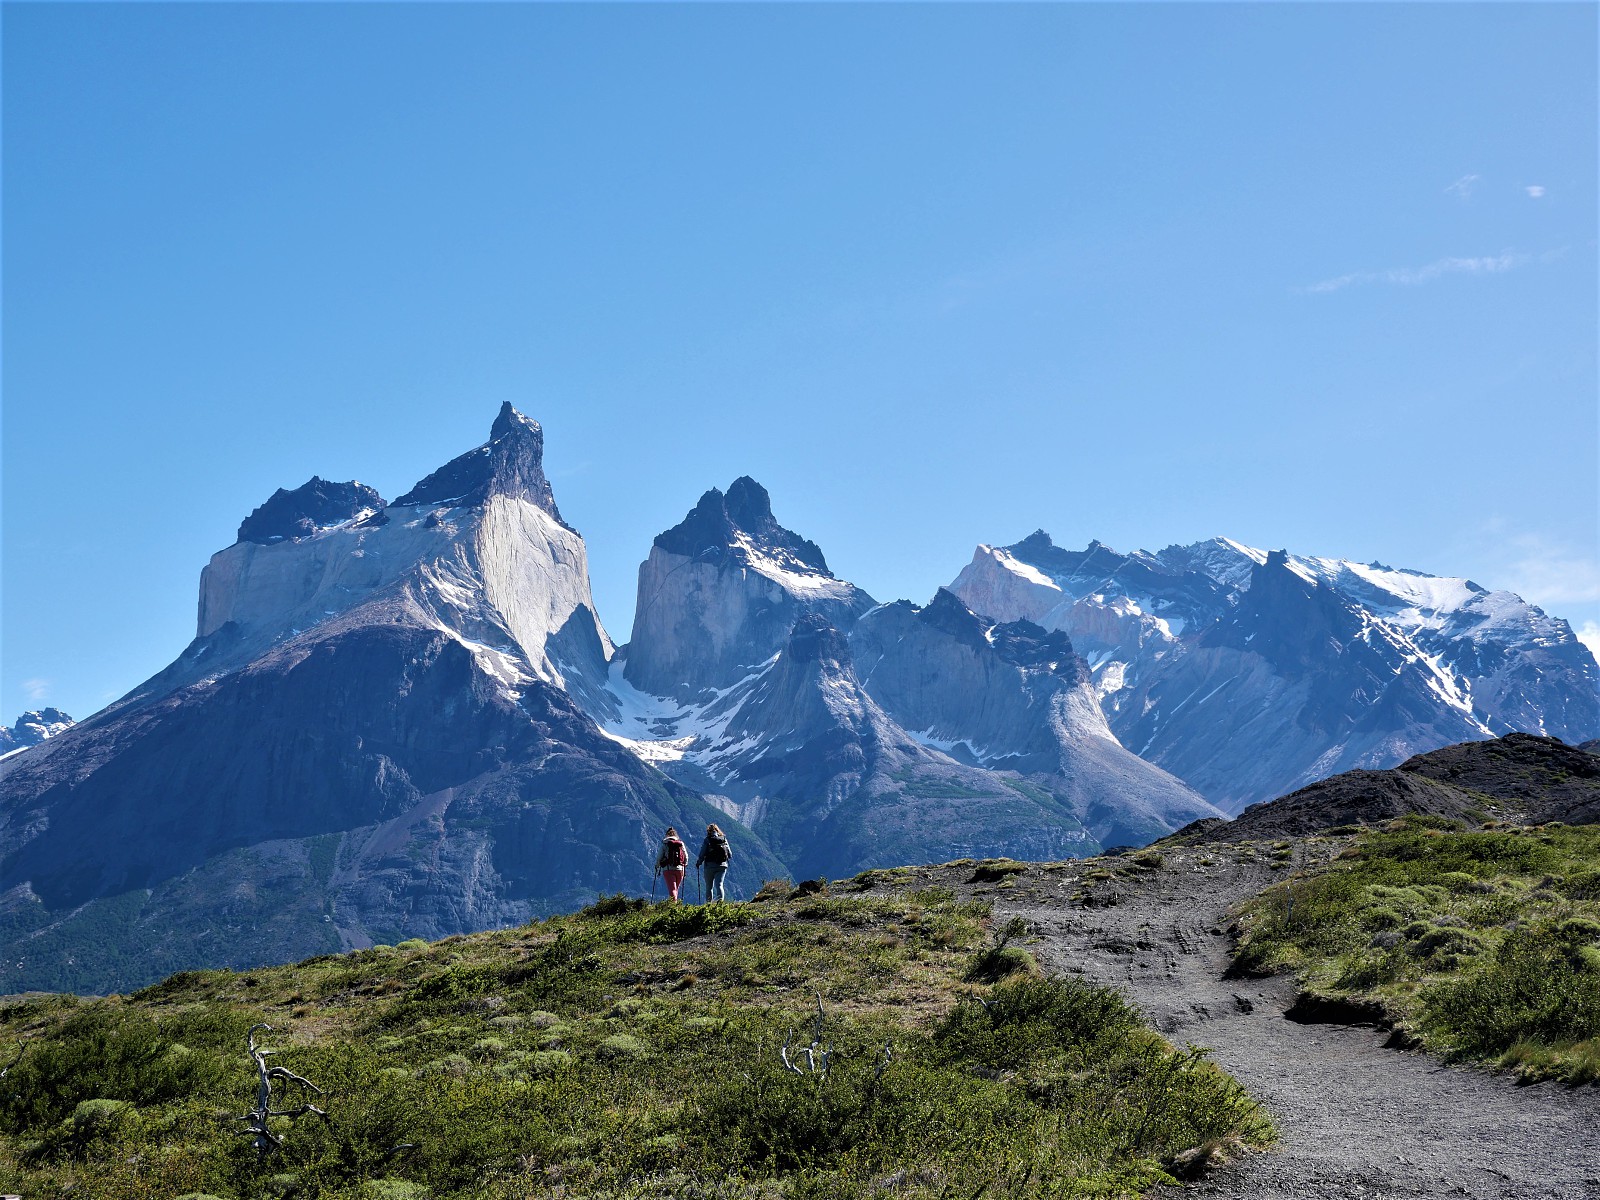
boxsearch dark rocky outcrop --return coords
[1398,732,1600,826]
[391,403,570,527]
[1172,733,1600,845]
[236,478,385,544]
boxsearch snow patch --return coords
[595,657,778,777]
[730,533,856,598]
[988,547,1062,591]
[597,728,696,764]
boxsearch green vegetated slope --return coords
[0,878,1269,1200]
[1234,816,1600,1083]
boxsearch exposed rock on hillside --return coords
[1172,732,1600,845]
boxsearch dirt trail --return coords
[985,846,1600,1200]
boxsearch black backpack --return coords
[706,832,731,864]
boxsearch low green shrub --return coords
[968,860,1029,884]
[0,886,1271,1198]
[602,902,757,944]
[580,893,650,918]
[936,974,1141,1066]
[0,1003,241,1133]
[963,917,1037,983]
[1422,926,1600,1066]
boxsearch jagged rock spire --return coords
[625,478,873,699]
[653,476,830,574]
[392,403,569,527]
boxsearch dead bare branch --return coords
[0,1036,25,1088]
[779,992,833,1077]
[239,1022,328,1157]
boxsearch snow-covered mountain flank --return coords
[950,532,1600,812]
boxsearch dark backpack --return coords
[705,833,731,865]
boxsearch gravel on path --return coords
[985,845,1600,1200]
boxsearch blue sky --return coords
[4,3,1596,724]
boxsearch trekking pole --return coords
[652,866,659,901]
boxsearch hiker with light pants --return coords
[695,822,732,902]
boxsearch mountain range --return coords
[2,405,1594,993]
[951,532,1597,811]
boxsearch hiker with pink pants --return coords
[656,828,689,901]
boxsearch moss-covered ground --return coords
[0,875,1269,1199]
[1233,817,1600,1084]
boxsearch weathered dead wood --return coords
[779,992,833,1077]
[0,1040,26,1081]
[238,1022,328,1156]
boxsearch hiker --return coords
[656,827,689,901]
[696,822,732,902]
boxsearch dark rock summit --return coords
[236,478,385,544]
[392,402,570,527]
[654,476,831,575]
[624,477,873,699]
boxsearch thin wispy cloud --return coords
[22,679,50,703]
[1473,523,1600,612]
[1525,185,1546,199]
[1300,252,1529,295]
[1445,174,1481,200]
